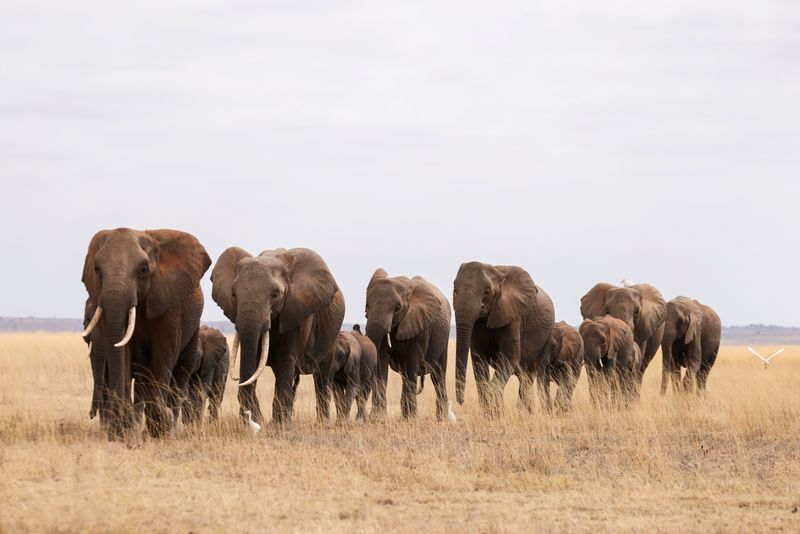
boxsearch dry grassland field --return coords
[0,333,798,533]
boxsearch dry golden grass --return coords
[0,333,798,533]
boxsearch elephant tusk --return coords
[386,333,392,350]
[114,307,136,347]
[598,357,604,368]
[82,306,103,337]
[229,332,240,381]
[239,330,269,387]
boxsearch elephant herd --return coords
[80,228,721,440]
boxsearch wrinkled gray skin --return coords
[660,297,721,396]
[364,269,451,420]
[331,328,377,424]
[82,228,211,440]
[534,321,584,413]
[453,262,555,417]
[182,325,229,424]
[580,283,666,382]
[211,247,344,426]
[580,315,642,407]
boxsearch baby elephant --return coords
[331,326,378,424]
[660,297,721,396]
[535,321,584,412]
[182,325,229,424]
[580,315,642,406]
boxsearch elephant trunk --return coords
[99,288,135,435]
[236,311,269,387]
[365,317,392,354]
[455,316,475,405]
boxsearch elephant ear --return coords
[211,247,253,322]
[397,278,441,340]
[683,304,702,345]
[345,334,361,374]
[632,283,667,340]
[145,230,212,319]
[279,248,338,333]
[486,266,538,329]
[580,283,614,320]
[81,230,110,308]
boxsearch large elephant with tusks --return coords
[211,247,344,427]
[81,228,211,439]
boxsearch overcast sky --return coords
[1,1,798,326]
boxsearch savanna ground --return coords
[0,334,798,533]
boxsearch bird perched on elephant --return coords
[660,297,721,396]
[533,321,583,413]
[182,325,229,424]
[330,328,377,424]
[579,315,642,406]
[364,269,451,420]
[211,247,344,427]
[453,262,555,417]
[81,228,211,439]
[580,282,666,381]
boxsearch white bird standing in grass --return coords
[747,347,785,369]
[243,410,261,434]
[447,401,457,423]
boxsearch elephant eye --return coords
[139,263,149,274]
[93,265,100,274]
[395,304,401,311]
[483,287,490,295]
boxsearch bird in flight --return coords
[747,347,785,369]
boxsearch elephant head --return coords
[333,332,360,376]
[211,247,338,386]
[663,297,702,347]
[364,269,441,355]
[579,316,629,373]
[197,325,230,393]
[452,262,539,404]
[81,228,210,428]
[580,283,666,342]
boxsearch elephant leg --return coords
[399,354,420,419]
[660,344,672,396]
[472,353,491,414]
[371,353,389,419]
[535,366,552,414]
[181,374,205,426]
[171,330,201,422]
[312,371,331,423]
[430,353,448,422]
[487,358,514,417]
[697,364,712,395]
[207,366,225,423]
[683,341,702,395]
[288,371,301,417]
[331,380,348,424]
[517,370,534,414]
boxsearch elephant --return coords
[364,269,451,420]
[81,228,211,439]
[580,282,666,381]
[182,325,229,424]
[579,315,642,406]
[453,262,555,417]
[330,327,377,424]
[660,297,721,396]
[211,247,345,426]
[533,321,583,413]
